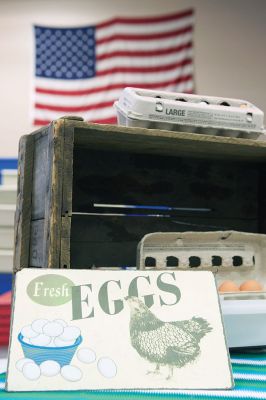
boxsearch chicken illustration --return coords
[125,296,212,379]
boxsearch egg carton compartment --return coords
[137,230,266,295]
[115,87,265,139]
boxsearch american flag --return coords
[33,9,194,126]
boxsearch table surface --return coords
[0,352,265,399]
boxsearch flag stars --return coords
[35,25,96,79]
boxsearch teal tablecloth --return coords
[0,352,265,399]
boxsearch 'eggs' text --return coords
[71,272,181,320]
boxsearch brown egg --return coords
[239,280,263,292]
[218,280,240,293]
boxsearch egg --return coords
[60,326,80,341]
[22,362,41,381]
[16,358,32,372]
[31,319,49,334]
[21,325,39,339]
[77,348,96,364]
[218,280,240,293]
[30,333,51,347]
[239,280,263,291]
[53,319,68,328]
[43,321,64,337]
[53,336,76,347]
[40,360,60,377]
[61,365,82,382]
[97,357,117,378]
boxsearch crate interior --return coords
[70,132,266,269]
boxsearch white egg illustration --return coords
[77,348,96,364]
[60,326,80,341]
[53,319,67,328]
[16,358,32,372]
[61,365,82,382]
[43,321,64,337]
[40,360,60,377]
[31,319,49,334]
[21,325,39,339]
[53,336,75,347]
[22,362,41,381]
[97,357,117,378]
[30,333,51,347]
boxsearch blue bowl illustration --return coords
[18,333,82,367]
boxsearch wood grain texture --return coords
[45,119,65,268]
[13,135,34,272]
[14,119,266,271]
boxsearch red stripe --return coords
[97,41,193,60]
[90,117,117,124]
[34,119,51,126]
[96,58,192,76]
[97,9,194,29]
[35,100,114,112]
[33,87,194,127]
[96,26,193,45]
[35,74,193,96]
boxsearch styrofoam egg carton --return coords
[115,87,265,139]
[137,230,266,348]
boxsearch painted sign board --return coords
[6,269,233,391]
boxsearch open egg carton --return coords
[137,231,266,349]
[115,87,265,139]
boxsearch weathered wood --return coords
[45,119,65,268]
[60,216,71,268]
[29,219,44,267]
[72,122,266,162]
[13,119,266,271]
[13,135,34,272]
[31,131,49,220]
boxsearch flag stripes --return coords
[33,9,195,125]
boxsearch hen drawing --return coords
[125,296,212,379]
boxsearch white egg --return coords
[61,365,82,382]
[16,358,33,372]
[30,333,51,347]
[77,348,96,364]
[53,319,67,328]
[43,321,64,337]
[97,357,117,378]
[22,362,41,381]
[60,326,80,341]
[53,336,75,347]
[31,319,49,334]
[40,360,60,377]
[21,325,39,339]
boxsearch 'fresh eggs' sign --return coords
[6,268,233,392]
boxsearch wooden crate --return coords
[14,117,266,271]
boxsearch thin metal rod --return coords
[72,212,171,218]
[93,203,211,212]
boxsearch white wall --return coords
[0,0,265,157]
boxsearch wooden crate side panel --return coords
[31,132,49,220]
[13,135,35,272]
[60,216,71,268]
[29,219,45,266]
[45,119,65,268]
[28,120,65,268]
